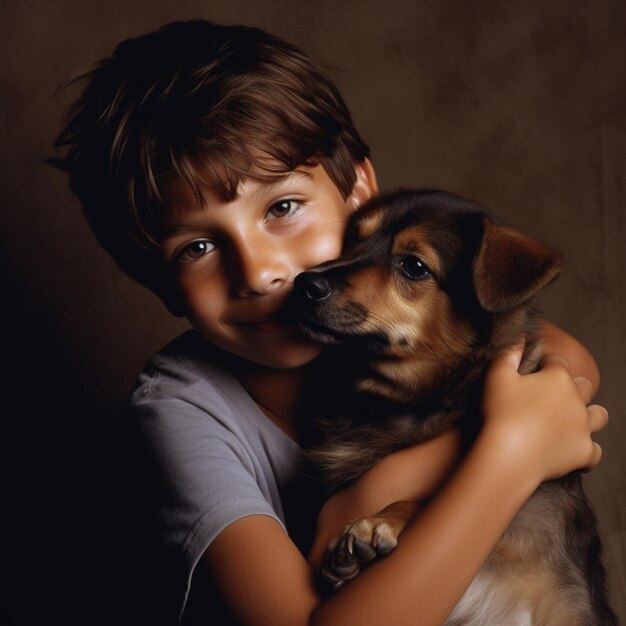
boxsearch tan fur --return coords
[357,288,475,403]
[356,210,385,239]
[448,564,592,626]
[295,190,615,624]
[323,246,475,402]
[451,489,595,625]
[392,226,444,278]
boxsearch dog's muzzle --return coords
[291,269,351,344]
[291,271,390,354]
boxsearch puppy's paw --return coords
[318,516,399,593]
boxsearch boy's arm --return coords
[199,348,606,625]
[310,321,600,569]
[308,428,464,570]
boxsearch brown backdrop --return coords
[2,1,624,623]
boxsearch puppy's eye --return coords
[399,255,430,280]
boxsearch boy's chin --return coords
[248,341,324,370]
[207,333,325,371]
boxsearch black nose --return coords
[294,271,333,301]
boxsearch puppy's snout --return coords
[294,271,333,301]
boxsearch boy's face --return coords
[160,163,375,369]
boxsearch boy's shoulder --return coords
[128,330,238,408]
[125,329,301,473]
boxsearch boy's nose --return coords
[230,236,290,297]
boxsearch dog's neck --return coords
[350,306,542,423]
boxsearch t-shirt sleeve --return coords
[131,392,286,540]
[127,390,287,620]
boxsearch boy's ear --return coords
[347,159,378,212]
[473,219,563,313]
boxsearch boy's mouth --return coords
[234,308,297,334]
[241,319,290,334]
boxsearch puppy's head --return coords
[293,190,562,402]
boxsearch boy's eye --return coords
[266,199,302,221]
[177,239,215,262]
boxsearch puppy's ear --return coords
[473,219,563,313]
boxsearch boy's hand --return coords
[481,345,607,485]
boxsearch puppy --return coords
[292,190,616,625]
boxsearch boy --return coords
[53,20,606,625]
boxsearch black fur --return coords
[292,189,617,625]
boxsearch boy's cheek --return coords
[297,227,346,270]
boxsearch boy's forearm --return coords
[311,430,538,626]
[309,429,463,569]
[310,326,600,570]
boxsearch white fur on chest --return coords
[445,567,532,626]
[441,489,594,625]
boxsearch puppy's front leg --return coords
[318,500,421,592]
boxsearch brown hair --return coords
[51,20,370,292]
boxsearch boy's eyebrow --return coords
[162,168,315,238]
[249,169,314,200]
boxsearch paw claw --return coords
[346,533,355,556]
[352,539,377,562]
[318,515,401,592]
[374,539,395,555]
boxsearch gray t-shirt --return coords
[127,331,319,624]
